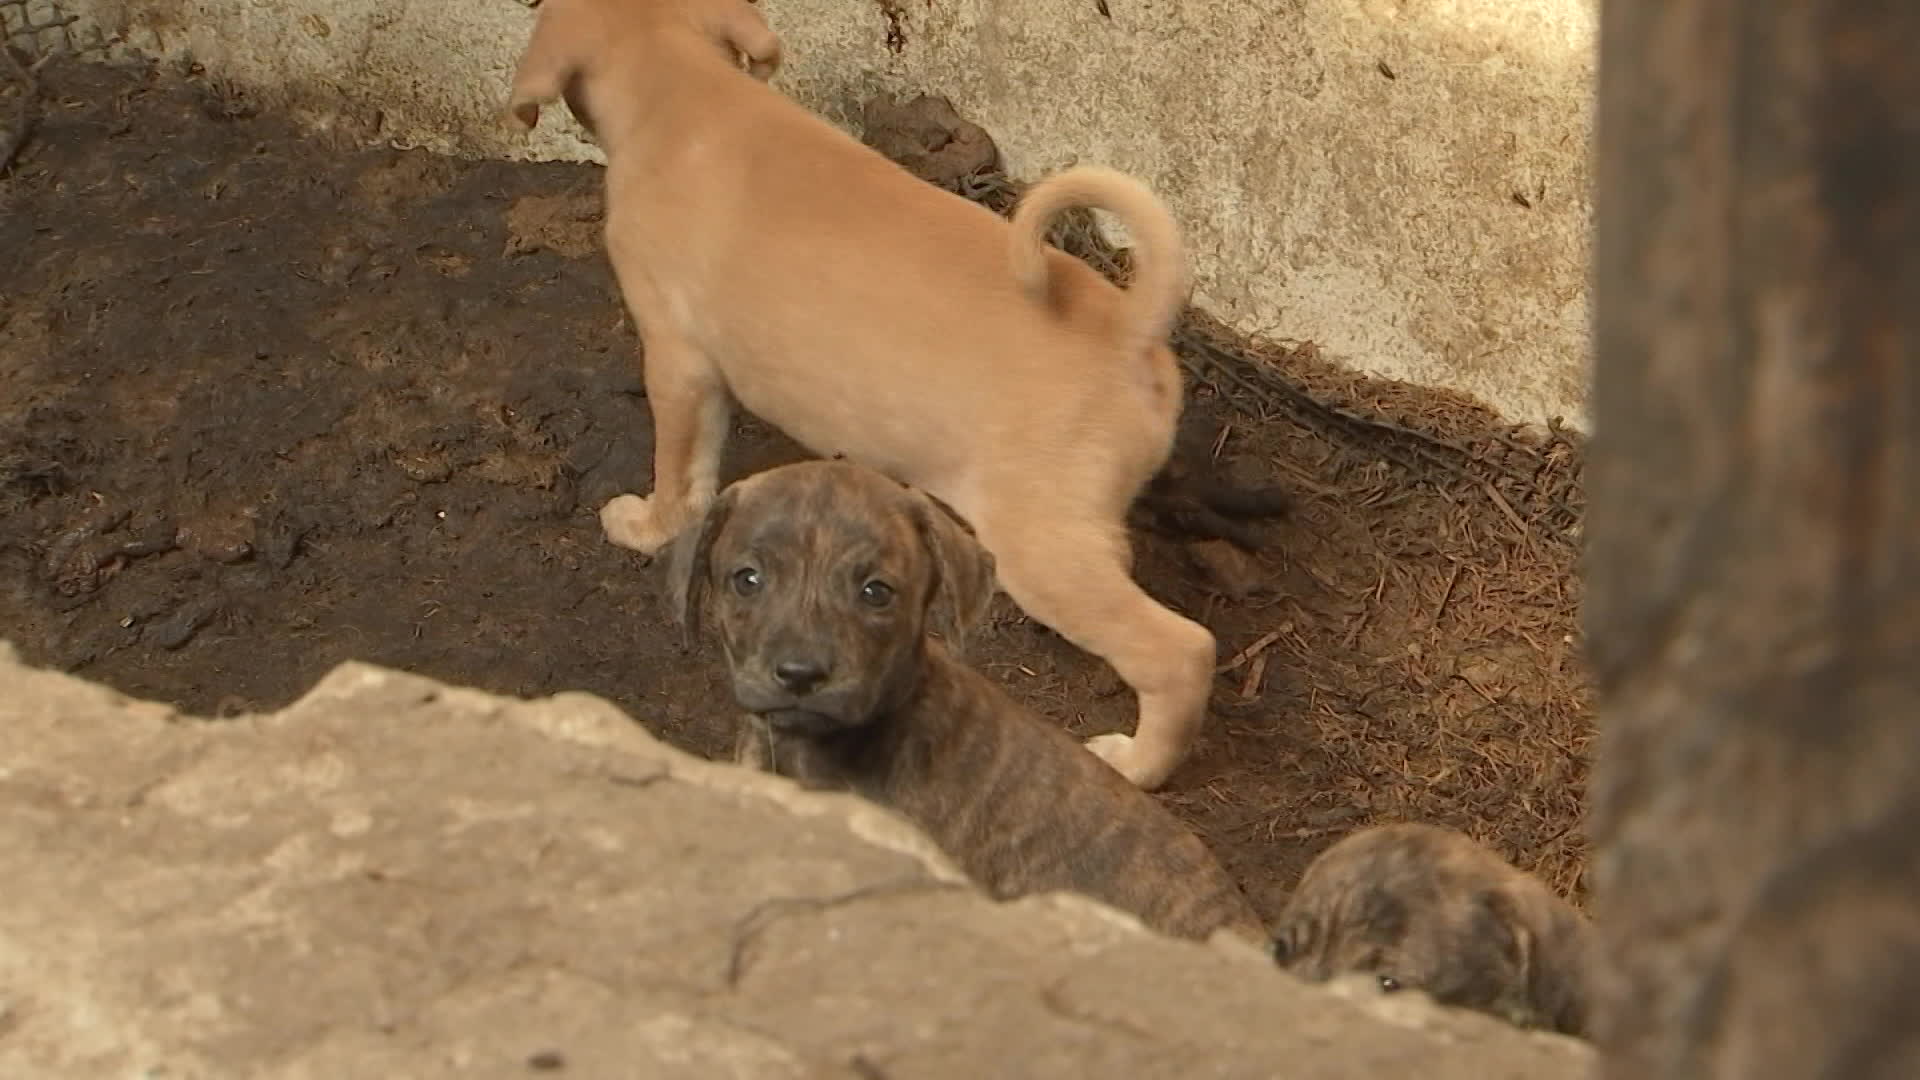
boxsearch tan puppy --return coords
[1270,823,1597,1037]
[665,460,1267,944]
[506,0,1215,790]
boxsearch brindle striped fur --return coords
[668,460,1266,944]
[1271,823,1596,1037]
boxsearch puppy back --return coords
[890,652,1263,943]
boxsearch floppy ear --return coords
[1477,886,1538,995]
[1486,884,1594,1036]
[663,487,741,651]
[1268,916,1305,967]
[713,1,783,81]
[1267,909,1329,977]
[504,5,584,132]
[909,493,997,650]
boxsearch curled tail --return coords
[1007,165,1190,355]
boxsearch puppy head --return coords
[1271,823,1588,1035]
[664,460,996,738]
[504,0,783,135]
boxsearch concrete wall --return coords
[34,0,1596,429]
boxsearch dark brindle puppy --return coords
[1270,823,1596,1037]
[666,459,1267,944]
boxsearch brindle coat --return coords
[666,460,1267,944]
[1271,823,1596,1037]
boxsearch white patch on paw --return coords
[600,494,672,555]
[1084,732,1170,790]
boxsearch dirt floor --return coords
[0,61,1594,917]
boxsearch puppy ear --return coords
[1269,917,1303,966]
[1267,910,1327,977]
[909,493,997,650]
[1483,885,1593,1036]
[504,6,584,132]
[714,1,783,81]
[663,487,740,651]
[1475,885,1547,1018]
[1478,887,1535,974]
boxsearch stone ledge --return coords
[0,643,1592,1078]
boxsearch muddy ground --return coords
[0,62,1593,915]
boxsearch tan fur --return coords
[668,461,1267,943]
[1007,165,1189,358]
[506,0,1216,789]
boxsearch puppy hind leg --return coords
[601,336,728,556]
[685,391,732,513]
[979,515,1217,790]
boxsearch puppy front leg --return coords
[733,715,773,771]
[601,336,730,557]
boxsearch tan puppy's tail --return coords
[1008,165,1190,355]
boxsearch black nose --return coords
[773,658,831,693]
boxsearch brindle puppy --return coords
[666,459,1266,944]
[1271,823,1596,1037]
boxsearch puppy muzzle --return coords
[731,677,873,735]
[759,707,860,737]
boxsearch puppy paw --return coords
[599,494,675,556]
[1085,732,1175,791]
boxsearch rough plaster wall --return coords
[773,0,1598,430]
[39,0,1595,430]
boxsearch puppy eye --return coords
[731,567,763,596]
[1376,974,1402,993]
[859,580,895,608]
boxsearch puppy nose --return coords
[773,657,831,693]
